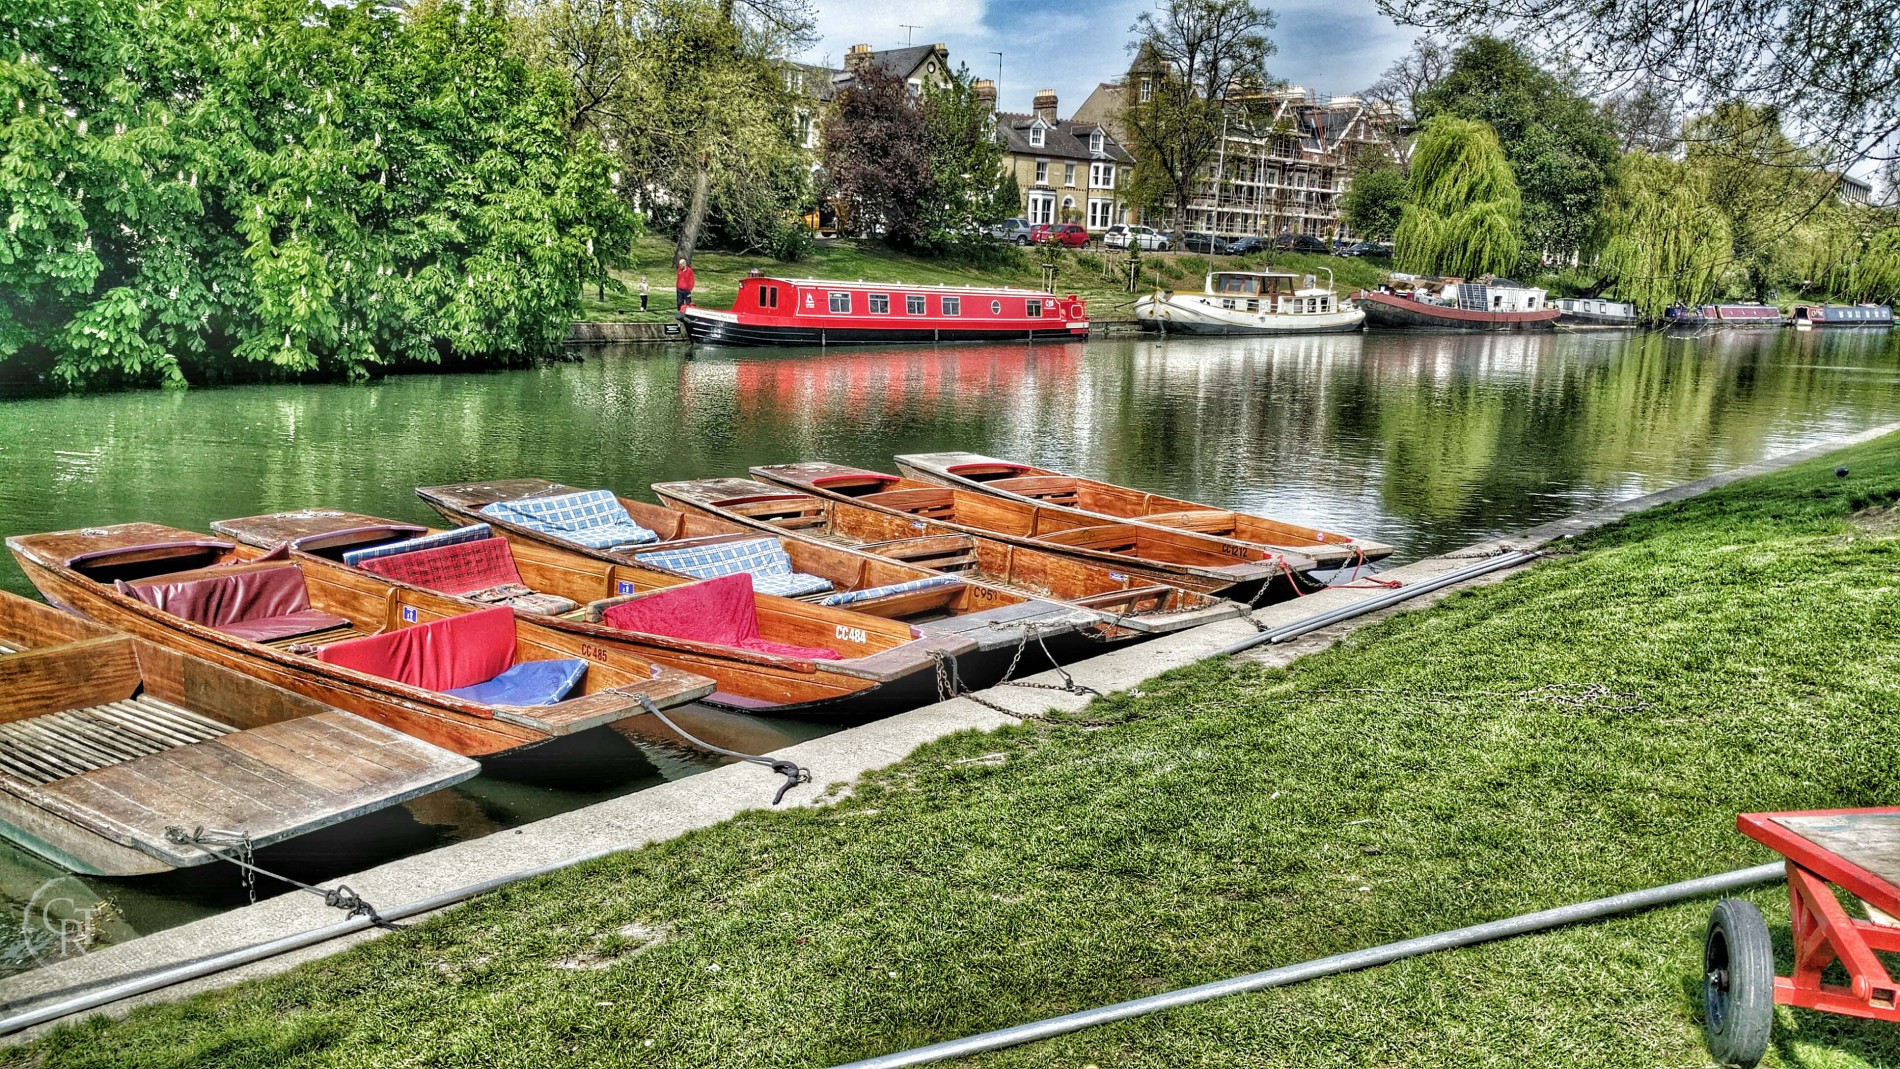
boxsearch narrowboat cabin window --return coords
[906,294,926,315]
[757,285,780,309]
[991,300,1002,315]
[942,296,961,316]
[1026,299,1043,318]
[869,294,890,314]
[828,292,851,314]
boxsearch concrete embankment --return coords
[4,421,1894,1037]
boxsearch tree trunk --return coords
[1171,176,1193,248]
[676,160,712,264]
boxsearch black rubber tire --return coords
[1704,898,1775,1068]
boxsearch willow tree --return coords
[1393,117,1521,277]
[1596,153,1731,315]
[1841,227,1900,305]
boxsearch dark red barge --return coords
[679,277,1091,347]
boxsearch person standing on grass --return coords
[676,259,694,309]
[638,276,650,313]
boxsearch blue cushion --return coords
[343,523,494,568]
[480,493,658,550]
[443,658,587,706]
[632,537,833,597]
[818,576,961,606]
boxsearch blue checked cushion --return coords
[480,490,658,550]
[632,537,833,598]
[819,576,961,606]
[343,523,493,568]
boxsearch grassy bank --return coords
[20,435,1900,1068]
[578,234,1390,323]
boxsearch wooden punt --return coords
[650,477,1246,637]
[6,525,715,758]
[894,451,1392,568]
[206,509,976,720]
[411,479,1091,662]
[0,590,479,875]
[746,462,1315,603]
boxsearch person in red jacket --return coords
[675,259,695,308]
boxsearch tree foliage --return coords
[1,0,632,387]
[1596,153,1731,315]
[1393,116,1522,278]
[1341,155,1408,241]
[1117,0,1277,244]
[1416,37,1619,269]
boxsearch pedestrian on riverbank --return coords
[676,259,694,309]
[638,276,649,313]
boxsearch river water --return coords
[0,326,1895,971]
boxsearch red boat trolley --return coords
[1704,808,1900,1066]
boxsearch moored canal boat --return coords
[6,524,715,757]
[208,509,980,719]
[1134,269,1365,334]
[650,477,1245,639]
[1553,297,1643,328]
[1790,303,1893,329]
[747,461,1316,603]
[679,276,1090,347]
[1663,303,1785,328]
[893,451,1392,568]
[0,590,479,876]
[1358,279,1559,332]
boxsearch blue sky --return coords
[802,0,1422,112]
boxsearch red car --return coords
[1029,223,1090,247]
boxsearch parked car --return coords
[1029,223,1090,247]
[1272,233,1333,254]
[991,217,1032,245]
[1339,241,1393,258]
[1102,224,1170,251]
[1223,235,1271,256]
[1182,231,1225,254]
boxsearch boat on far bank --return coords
[1553,297,1643,328]
[1134,268,1365,334]
[678,276,1089,347]
[1663,304,1785,329]
[1358,278,1559,332]
[1790,303,1893,329]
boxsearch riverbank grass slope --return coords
[20,433,1900,1068]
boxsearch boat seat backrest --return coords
[480,491,659,550]
[599,574,840,660]
[630,538,834,598]
[119,562,315,629]
[818,576,960,607]
[356,536,525,597]
[341,523,494,568]
[317,605,517,693]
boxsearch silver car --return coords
[1103,224,1170,251]
[991,217,1032,245]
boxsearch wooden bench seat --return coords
[0,694,233,784]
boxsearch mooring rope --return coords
[636,695,811,805]
[163,826,399,929]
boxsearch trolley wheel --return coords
[1703,898,1774,1068]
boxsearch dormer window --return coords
[1139,77,1153,102]
[1090,130,1104,153]
[1029,124,1045,148]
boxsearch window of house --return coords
[1091,130,1105,153]
[906,294,926,315]
[869,294,890,314]
[1064,163,1076,186]
[991,300,1002,315]
[1035,160,1048,185]
[1027,299,1043,318]
[942,296,961,316]
[829,291,851,313]
[1138,77,1152,102]
[1029,124,1045,148]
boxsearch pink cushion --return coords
[601,574,841,660]
[318,606,518,692]
[357,537,523,596]
[120,562,313,628]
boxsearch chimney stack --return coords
[845,43,873,73]
[1033,89,1058,123]
[974,78,997,111]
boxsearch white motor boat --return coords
[1134,268,1365,335]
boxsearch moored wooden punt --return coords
[412,478,1091,657]
[650,476,1247,637]
[208,509,977,720]
[6,524,715,758]
[894,451,1392,568]
[746,462,1315,603]
[0,590,479,875]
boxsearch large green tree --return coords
[1393,116,1521,277]
[2,0,631,387]
[1595,153,1732,315]
[1341,154,1408,241]
[1416,37,1618,270]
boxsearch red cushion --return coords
[119,562,313,628]
[317,606,517,692]
[601,574,841,660]
[357,537,522,596]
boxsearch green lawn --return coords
[577,234,1391,323]
[19,435,1900,1068]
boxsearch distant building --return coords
[1838,173,1874,207]
[991,87,1135,231]
[1074,81,1400,239]
[784,43,954,151]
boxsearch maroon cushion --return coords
[119,562,314,629]
[217,608,352,643]
[600,574,841,660]
[317,606,518,692]
[357,538,523,596]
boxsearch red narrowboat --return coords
[679,277,1090,347]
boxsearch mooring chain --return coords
[930,620,1108,726]
[164,826,399,930]
[636,695,811,805]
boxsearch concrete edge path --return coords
[4,419,1895,1035]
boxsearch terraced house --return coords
[990,87,1135,232]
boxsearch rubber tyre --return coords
[1703,898,1774,1068]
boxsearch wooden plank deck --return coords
[1774,813,1900,887]
[0,696,231,784]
